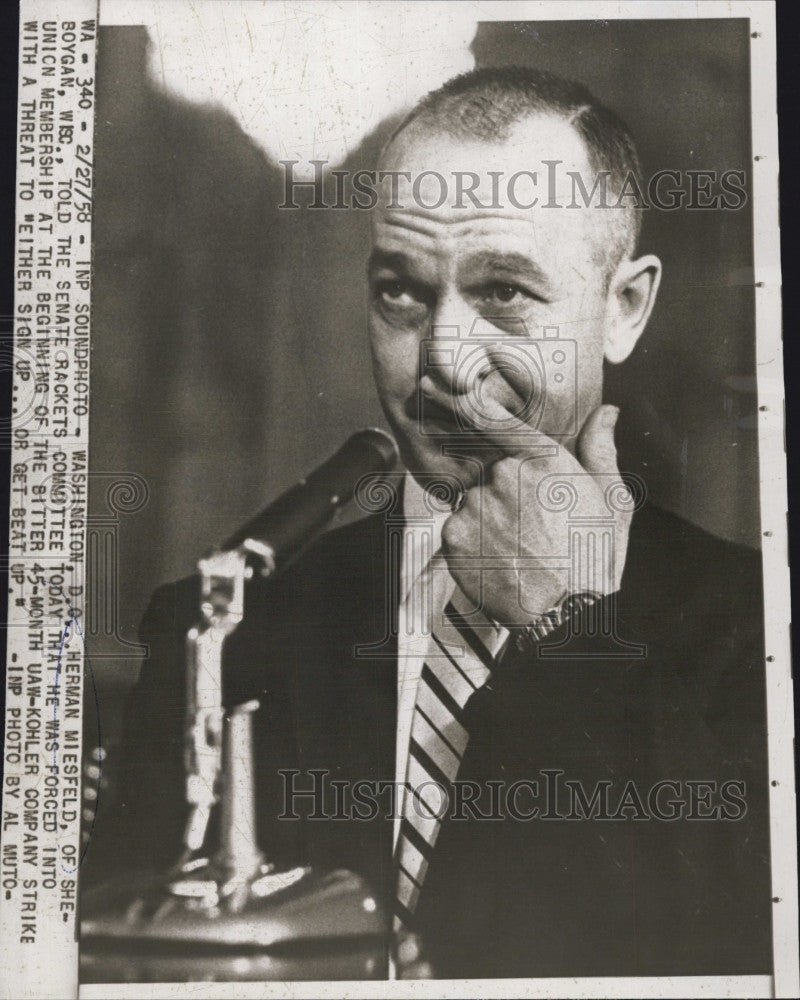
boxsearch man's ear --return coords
[603,254,662,364]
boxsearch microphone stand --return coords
[170,539,313,912]
[81,433,398,982]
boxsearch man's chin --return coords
[402,438,503,491]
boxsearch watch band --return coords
[513,591,601,652]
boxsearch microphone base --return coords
[80,863,389,983]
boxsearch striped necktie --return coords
[394,579,506,929]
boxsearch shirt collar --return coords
[399,470,452,605]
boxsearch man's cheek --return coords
[371,343,405,394]
[531,361,579,439]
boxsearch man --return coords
[93,68,772,978]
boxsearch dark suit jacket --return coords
[90,502,773,978]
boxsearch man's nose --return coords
[423,295,491,395]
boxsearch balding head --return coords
[381,66,644,276]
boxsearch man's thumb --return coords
[577,404,620,475]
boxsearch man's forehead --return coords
[378,112,594,200]
[371,114,607,253]
[370,114,605,275]
[369,212,603,293]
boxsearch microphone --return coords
[221,428,398,574]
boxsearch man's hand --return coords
[438,398,633,626]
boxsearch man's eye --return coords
[371,278,430,326]
[378,280,415,303]
[483,282,528,305]
[373,280,428,316]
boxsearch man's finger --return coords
[576,404,620,476]
[419,374,559,459]
[484,338,551,406]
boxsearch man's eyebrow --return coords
[463,251,551,287]
[367,249,411,275]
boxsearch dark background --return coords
[86,18,759,708]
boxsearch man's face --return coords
[367,114,618,487]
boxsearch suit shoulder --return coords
[626,504,762,609]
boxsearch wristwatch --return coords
[512,591,601,652]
